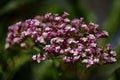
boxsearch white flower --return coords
[37,36,46,44]
[81,53,86,57]
[59,23,65,28]
[34,19,40,26]
[82,59,88,63]
[85,49,90,52]
[88,34,96,40]
[13,37,20,43]
[65,25,72,30]
[67,38,78,44]
[45,27,51,31]
[103,31,109,36]
[82,37,88,42]
[64,18,70,22]
[73,55,80,60]
[93,58,99,63]
[90,43,97,47]
[54,17,61,21]
[81,24,87,28]
[110,51,116,56]
[110,57,116,62]
[5,43,10,49]
[42,32,48,38]
[20,43,26,48]
[32,55,37,61]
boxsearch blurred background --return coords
[0,0,120,80]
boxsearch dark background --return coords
[0,0,120,80]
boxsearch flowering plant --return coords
[5,12,116,68]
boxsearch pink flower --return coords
[5,12,117,68]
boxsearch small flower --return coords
[87,34,96,41]
[109,57,116,62]
[13,37,21,43]
[32,55,37,61]
[34,19,40,26]
[79,37,88,42]
[54,17,62,22]
[67,38,75,44]
[59,49,64,54]
[93,58,99,63]
[44,45,54,52]
[102,31,109,37]
[71,19,80,27]
[82,58,94,68]
[5,43,10,49]
[64,47,71,53]
[44,13,51,19]
[63,56,72,62]
[32,53,49,63]
[110,51,116,56]
[89,43,97,47]
[64,18,70,22]
[81,53,86,57]
[20,43,27,48]
[54,46,61,53]
[42,32,48,39]
[5,12,117,68]
[65,25,72,31]
[106,44,112,50]
[81,24,89,31]
[73,55,80,62]
[36,36,46,44]
[62,12,69,18]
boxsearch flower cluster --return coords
[5,12,117,68]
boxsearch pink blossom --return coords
[5,12,117,68]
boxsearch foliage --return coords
[0,0,120,80]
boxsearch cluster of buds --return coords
[5,12,117,68]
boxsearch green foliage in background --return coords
[0,0,120,80]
